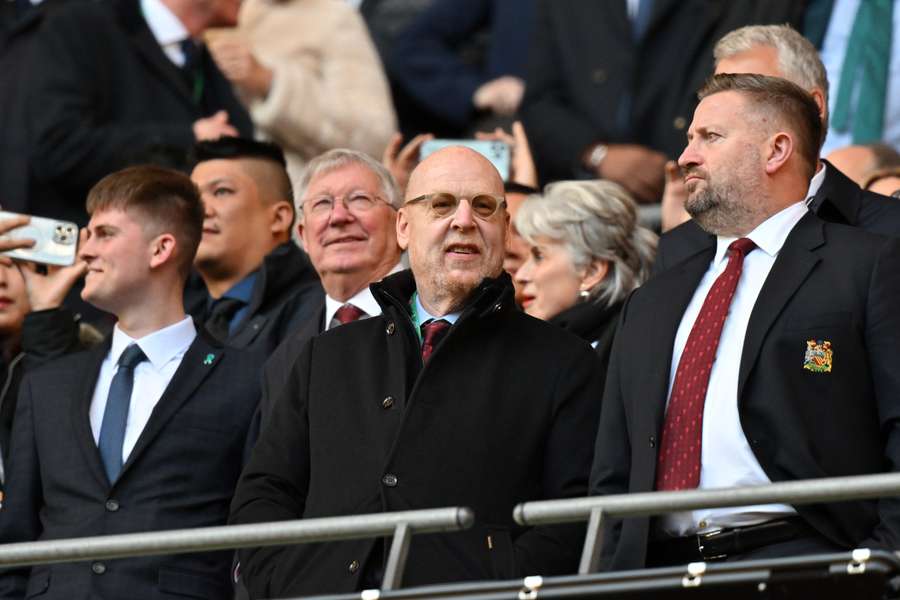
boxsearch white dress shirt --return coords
[661,201,809,536]
[141,0,192,67]
[805,162,828,206]
[323,262,404,330]
[89,317,196,464]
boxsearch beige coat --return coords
[237,0,397,186]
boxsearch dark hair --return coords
[869,143,900,170]
[194,136,287,167]
[86,165,204,279]
[698,73,823,179]
[193,136,295,229]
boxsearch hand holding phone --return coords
[0,211,78,266]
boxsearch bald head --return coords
[406,146,504,202]
[398,146,509,316]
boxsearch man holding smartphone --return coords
[0,166,262,600]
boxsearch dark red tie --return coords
[420,319,450,362]
[334,304,365,325]
[655,237,757,491]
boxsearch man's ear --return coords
[149,233,177,270]
[396,208,410,251]
[810,88,827,125]
[270,201,293,236]
[765,132,793,175]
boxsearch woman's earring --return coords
[579,289,590,300]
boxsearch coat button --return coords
[382,396,394,409]
[92,562,106,575]
[382,474,398,487]
[105,499,119,512]
[348,560,360,573]
[385,321,395,335]
[648,435,656,448]
[492,302,502,313]
[591,68,607,84]
[673,116,687,130]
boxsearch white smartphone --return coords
[0,211,79,266]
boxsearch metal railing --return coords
[514,472,900,575]
[0,507,473,591]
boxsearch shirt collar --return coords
[110,316,196,371]
[414,293,461,326]
[209,271,258,308]
[323,262,404,326]
[140,0,190,47]
[804,162,828,206]
[713,200,809,264]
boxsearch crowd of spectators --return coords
[0,0,899,599]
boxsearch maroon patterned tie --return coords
[334,304,365,325]
[655,237,757,491]
[420,319,451,362]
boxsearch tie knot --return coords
[118,344,147,370]
[728,237,756,259]
[421,319,451,345]
[334,303,366,325]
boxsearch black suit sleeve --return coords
[0,375,44,598]
[859,238,900,549]
[512,342,605,575]
[27,9,192,194]
[519,0,599,180]
[229,339,314,600]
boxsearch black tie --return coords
[98,344,147,483]
[205,297,245,342]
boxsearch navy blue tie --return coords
[98,344,147,483]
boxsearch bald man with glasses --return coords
[230,146,605,597]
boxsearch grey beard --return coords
[685,186,762,237]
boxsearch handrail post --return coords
[381,522,411,590]
[578,507,606,575]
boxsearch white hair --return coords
[515,180,657,308]
[714,24,829,133]
[295,149,401,216]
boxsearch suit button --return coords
[385,321,395,335]
[348,560,360,573]
[92,562,106,575]
[382,396,395,409]
[105,499,119,512]
[673,116,687,130]
[382,474,398,487]
[648,435,656,448]
[591,68,607,84]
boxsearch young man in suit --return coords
[591,74,900,569]
[230,147,604,597]
[0,166,262,600]
[187,137,322,356]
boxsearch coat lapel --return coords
[812,160,862,226]
[116,335,224,481]
[738,214,824,398]
[71,340,114,488]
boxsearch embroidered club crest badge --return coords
[803,339,832,373]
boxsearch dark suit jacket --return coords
[24,0,252,224]
[520,0,803,182]
[0,331,262,600]
[185,243,323,357]
[590,213,900,570]
[654,162,900,274]
[257,295,325,429]
[230,270,605,597]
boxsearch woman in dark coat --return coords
[514,180,656,362]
